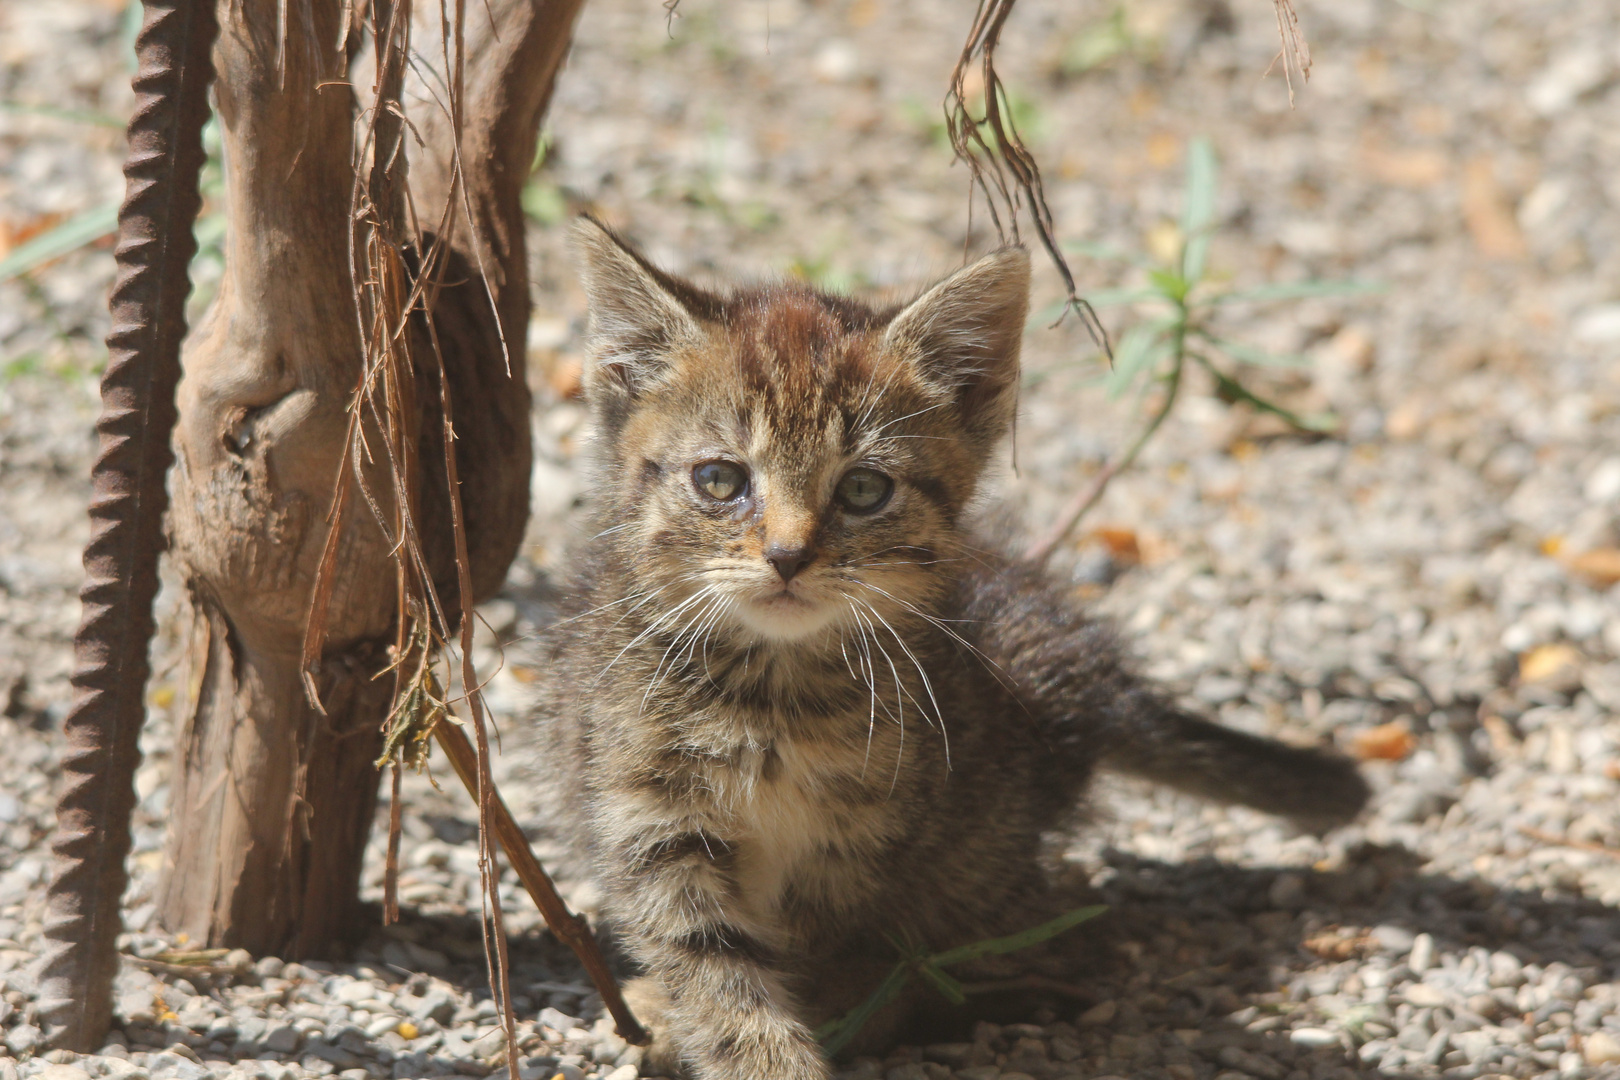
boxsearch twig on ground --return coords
[1518,825,1620,859]
[433,719,650,1044]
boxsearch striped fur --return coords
[520,220,1368,1079]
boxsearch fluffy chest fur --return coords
[518,221,1369,1080]
[571,612,952,935]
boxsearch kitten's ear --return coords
[573,216,719,403]
[883,247,1029,442]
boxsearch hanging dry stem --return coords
[297,0,643,1066]
[946,0,1108,353]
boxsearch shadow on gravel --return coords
[339,838,1617,1080]
[1027,842,1620,1080]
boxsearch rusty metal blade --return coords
[35,0,218,1052]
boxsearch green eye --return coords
[693,460,748,501]
[836,468,893,513]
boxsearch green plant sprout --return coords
[1023,135,1381,564]
[0,114,224,295]
[817,904,1107,1057]
[521,133,568,226]
[1061,6,1136,74]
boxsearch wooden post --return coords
[158,0,582,957]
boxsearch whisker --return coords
[643,591,729,709]
[855,596,950,769]
[848,603,907,796]
[595,586,716,683]
[866,400,951,438]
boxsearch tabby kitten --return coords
[522,219,1368,1080]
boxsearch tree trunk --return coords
[159,0,581,957]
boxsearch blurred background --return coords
[2,0,1620,1076]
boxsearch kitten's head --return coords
[574,218,1028,644]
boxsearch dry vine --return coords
[298,0,643,1069]
[946,0,1109,354]
[947,0,1313,561]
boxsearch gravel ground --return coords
[3,0,1620,1079]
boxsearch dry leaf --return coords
[1089,526,1141,565]
[1566,548,1620,588]
[1384,400,1425,441]
[1361,141,1448,188]
[1461,157,1527,260]
[1519,642,1581,685]
[1304,926,1371,960]
[0,212,68,260]
[1352,720,1416,762]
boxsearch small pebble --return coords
[1585,1031,1620,1066]
[1077,1000,1116,1025]
[1407,933,1435,975]
[1403,983,1447,1007]
[1288,1028,1339,1048]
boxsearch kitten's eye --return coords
[835,468,893,514]
[693,460,748,501]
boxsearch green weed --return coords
[1023,135,1381,561]
[817,905,1108,1057]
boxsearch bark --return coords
[159,0,581,956]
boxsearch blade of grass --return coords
[1193,354,1337,432]
[0,203,119,282]
[929,905,1108,966]
[1195,330,1312,368]
[916,961,967,1005]
[1180,136,1217,283]
[817,960,911,1057]
[1106,321,1170,399]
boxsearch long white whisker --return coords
[844,602,880,780]
[850,603,906,796]
[866,400,950,438]
[856,596,950,769]
[596,586,715,683]
[644,591,728,709]
[854,579,1012,687]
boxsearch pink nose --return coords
[765,543,813,582]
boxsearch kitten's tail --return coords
[965,560,1369,833]
[1098,707,1370,834]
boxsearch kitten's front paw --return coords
[622,976,685,1078]
[679,1013,830,1080]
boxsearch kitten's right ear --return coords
[573,216,718,402]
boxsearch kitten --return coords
[520,218,1369,1080]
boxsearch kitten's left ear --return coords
[883,247,1030,443]
[573,216,722,407]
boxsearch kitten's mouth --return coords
[735,585,836,641]
[754,587,811,608]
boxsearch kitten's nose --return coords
[765,543,814,583]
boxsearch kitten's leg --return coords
[602,818,829,1080]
